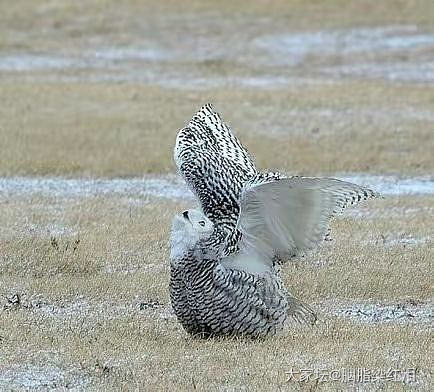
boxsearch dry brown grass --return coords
[1,194,432,390]
[1,0,434,177]
[1,82,433,177]
[1,0,433,390]
[1,0,434,52]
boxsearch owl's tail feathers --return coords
[287,295,317,326]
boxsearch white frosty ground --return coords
[1,25,434,85]
[0,364,89,390]
[0,175,187,201]
[317,299,433,326]
[0,174,433,201]
[0,174,432,241]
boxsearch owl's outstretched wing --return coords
[233,177,379,264]
[174,103,257,228]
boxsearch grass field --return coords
[1,0,433,390]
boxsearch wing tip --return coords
[194,102,218,119]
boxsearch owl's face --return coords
[181,209,214,236]
[170,209,214,261]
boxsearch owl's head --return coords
[170,209,214,261]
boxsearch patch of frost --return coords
[0,175,432,202]
[336,174,434,195]
[320,299,433,325]
[255,26,434,65]
[0,364,88,390]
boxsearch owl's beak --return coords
[182,210,189,220]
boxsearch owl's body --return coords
[170,250,289,338]
[169,210,313,338]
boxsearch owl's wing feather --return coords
[235,177,379,263]
[174,103,257,227]
[175,103,256,174]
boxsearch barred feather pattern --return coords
[170,247,290,338]
[175,104,378,258]
[175,104,285,255]
[175,104,256,235]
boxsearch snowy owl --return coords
[170,180,325,338]
[174,103,378,259]
[170,104,380,337]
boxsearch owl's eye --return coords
[198,221,206,227]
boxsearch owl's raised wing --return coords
[174,103,257,228]
[226,177,379,269]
